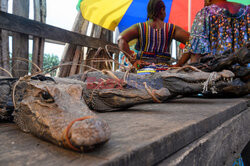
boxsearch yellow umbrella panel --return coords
[80,0,133,31]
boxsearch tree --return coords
[29,53,60,76]
[43,54,60,76]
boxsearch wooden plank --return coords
[114,53,120,71]
[4,31,65,45]
[40,0,46,23]
[12,0,29,77]
[0,0,10,76]
[58,12,88,77]
[32,0,46,73]
[32,37,39,72]
[0,11,118,52]
[160,108,250,166]
[83,25,114,72]
[58,44,77,77]
[75,47,83,74]
[69,46,83,76]
[0,98,248,165]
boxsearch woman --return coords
[175,1,249,165]
[175,0,249,67]
[118,0,190,71]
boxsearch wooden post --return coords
[83,24,101,71]
[83,25,114,71]
[100,28,113,70]
[57,12,88,77]
[0,0,9,76]
[69,45,83,76]
[32,0,46,73]
[12,0,29,77]
[114,52,119,71]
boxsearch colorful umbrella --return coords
[79,0,204,32]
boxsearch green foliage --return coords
[43,54,60,76]
[9,53,60,76]
[28,53,60,76]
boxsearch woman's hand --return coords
[169,64,180,67]
[133,60,150,69]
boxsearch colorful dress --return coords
[134,22,175,74]
[184,4,249,56]
[184,5,249,166]
[135,21,175,64]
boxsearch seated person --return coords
[118,0,190,73]
[175,0,249,67]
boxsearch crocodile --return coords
[0,75,111,152]
[0,44,248,152]
[189,43,250,96]
[190,42,250,80]
[70,66,244,112]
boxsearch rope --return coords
[0,67,13,78]
[102,70,120,82]
[87,77,124,105]
[64,116,95,151]
[202,72,218,94]
[176,65,201,72]
[105,44,136,71]
[12,77,22,109]
[122,67,131,84]
[143,82,161,103]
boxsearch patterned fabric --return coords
[118,45,137,68]
[232,156,245,166]
[135,22,175,64]
[184,4,249,56]
[137,64,169,75]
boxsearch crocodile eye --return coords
[41,91,54,103]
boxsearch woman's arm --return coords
[173,52,191,67]
[171,25,190,66]
[173,25,190,44]
[118,24,150,69]
[118,24,139,62]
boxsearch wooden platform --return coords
[0,97,249,166]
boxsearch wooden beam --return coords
[0,0,9,76]
[0,11,118,53]
[12,0,29,77]
[69,46,82,76]
[32,0,46,73]
[4,31,66,45]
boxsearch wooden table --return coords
[0,97,249,166]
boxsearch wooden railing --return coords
[0,11,118,52]
[0,11,119,77]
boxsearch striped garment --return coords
[135,21,175,64]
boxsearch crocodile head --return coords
[159,66,235,94]
[13,76,111,151]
